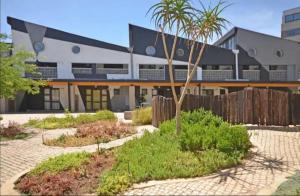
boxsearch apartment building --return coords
[215,27,300,83]
[1,16,299,113]
[282,7,300,42]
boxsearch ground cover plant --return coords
[25,110,116,129]
[44,121,135,147]
[15,151,115,196]
[0,121,29,141]
[273,171,300,195]
[132,107,152,125]
[97,109,251,195]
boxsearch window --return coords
[285,12,300,23]
[269,65,287,71]
[139,64,164,69]
[220,36,236,49]
[202,89,214,96]
[141,89,148,95]
[72,63,93,68]
[97,64,128,69]
[243,65,259,70]
[282,28,300,38]
[114,88,120,95]
[220,89,226,95]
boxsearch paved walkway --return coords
[0,125,156,195]
[124,130,300,195]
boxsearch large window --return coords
[285,12,300,23]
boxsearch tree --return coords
[0,34,45,99]
[148,0,229,134]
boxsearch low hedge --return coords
[26,110,116,129]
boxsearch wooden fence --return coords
[152,88,300,127]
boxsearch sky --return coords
[1,0,300,46]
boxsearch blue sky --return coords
[1,0,300,46]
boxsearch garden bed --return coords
[44,121,135,147]
[0,122,29,141]
[25,110,116,129]
[15,151,115,195]
[16,109,252,195]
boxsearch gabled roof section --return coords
[129,24,259,65]
[7,16,129,53]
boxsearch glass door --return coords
[44,88,60,110]
[85,88,108,111]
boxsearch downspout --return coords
[128,47,134,79]
[232,49,239,80]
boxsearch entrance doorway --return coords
[85,88,108,111]
[44,88,60,110]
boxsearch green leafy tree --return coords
[0,34,45,99]
[148,0,229,134]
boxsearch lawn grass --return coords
[97,109,251,195]
[25,110,116,129]
[273,171,300,195]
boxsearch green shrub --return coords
[132,107,152,125]
[179,109,251,155]
[98,172,130,196]
[25,110,116,129]
[30,152,91,175]
[97,109,251,195]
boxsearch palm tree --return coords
[148,0,229,134]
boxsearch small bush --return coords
[132,107,152,125]
[0,121,28,141]
[26,110,116,129]
[30,152,91,175]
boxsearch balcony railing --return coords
[96,68,128,74]
[242,70,260,81]
[26,67,57,79]
[174,70,197,80]
[202,70,233,81]
[269,70,287,81]
[72,67,92,74]
[139,69,165,80]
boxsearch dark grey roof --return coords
[129,24,259,65]
[7,16,129,53]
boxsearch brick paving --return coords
[125,130,300,195]
[0,128,299,195]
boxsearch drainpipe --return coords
[128,47,134,79]
[232,49,239,80]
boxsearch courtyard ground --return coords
[0,113,299,195]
